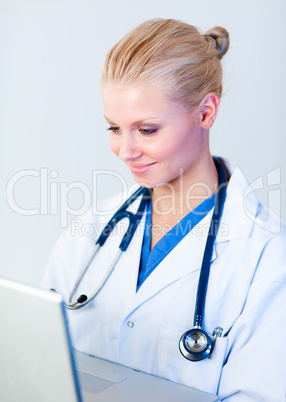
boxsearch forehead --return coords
[102,83,184,123]
[102,82,167,106]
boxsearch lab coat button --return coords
[127,320,134,328]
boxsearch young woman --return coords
[43,19,286,400]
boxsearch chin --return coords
[134,180,170,190]
[133,180,153,189]
[132,173,173,190]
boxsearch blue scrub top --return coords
[137,194,217,290]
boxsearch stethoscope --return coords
[57,157,227,362]
[63,185,151,309]
[179,158,227,361]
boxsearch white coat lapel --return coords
[127,210,213,314]
[110,214,146,309]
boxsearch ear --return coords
[199,93,220,130]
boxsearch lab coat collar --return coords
[215,157,258,243]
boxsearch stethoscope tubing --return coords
[65,187,151,309]
[67,243,101,307]
[96,187,149,249]
[67,248,123,310]
[193,158,227,328]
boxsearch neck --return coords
[152,153,218,219]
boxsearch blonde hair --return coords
[101,19,229,108]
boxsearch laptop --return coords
[0,277,220,401]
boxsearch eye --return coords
[107,126,120,134]
[138,128,157,136]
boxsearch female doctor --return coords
[43,19,286,400]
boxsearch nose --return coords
[118,132,142,161]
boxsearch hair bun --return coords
[204,27,229,60]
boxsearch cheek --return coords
[144,139,175,161]
[155,139,185,161]
[169,128,201,156]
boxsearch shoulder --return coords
[217,156,286,276]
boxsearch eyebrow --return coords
[103,115,115,124]
[103,115,161,126]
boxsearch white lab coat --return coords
[43,158,286,401]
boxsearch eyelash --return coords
[107,127,120,133]
[138,128,157,135]
[107,127,157,136]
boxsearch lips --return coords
[129,162,156,174]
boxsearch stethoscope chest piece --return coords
[179,326,223,361]
[179,328,212,361]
